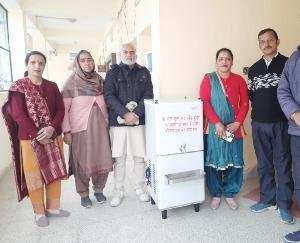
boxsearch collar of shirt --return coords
[263,52,278,68]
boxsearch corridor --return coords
[0,160,297,243]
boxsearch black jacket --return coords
[104,62,153,126]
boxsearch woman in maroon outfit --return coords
[2,51,69,227]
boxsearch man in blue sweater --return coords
[278,46,300,242]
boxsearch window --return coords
[0,3,12,90]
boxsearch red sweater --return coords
[10,80,64,140]
[199,72,249,138]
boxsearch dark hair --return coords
[25,51,47,65]
[258,28,278,40]
[23,71,28,77]
[216,48,233,61]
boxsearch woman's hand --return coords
[38,138,53,145]
[215,122,226,138]
[63,133,72,145]
[226,122,240,134]
[36,126,55,141]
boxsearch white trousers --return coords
[114,156,146,192]
[109,126,147,192]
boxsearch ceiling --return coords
[18,0,122,48]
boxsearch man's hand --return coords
[294,112,300,127]
[124,112,139,125]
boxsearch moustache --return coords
[264,46,272,50]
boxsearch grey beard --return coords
[121,59,136,66]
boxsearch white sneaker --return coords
[110,191,124,207]
[135,188,150,202]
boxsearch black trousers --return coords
[291,135,300,209]
[252,121,294,209]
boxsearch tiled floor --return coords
[0,161,298,243]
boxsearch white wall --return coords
[158,0,300,176]
[158,0,300,99]
[137,26,152,66]
[47,45,99,89]
[8,10,27,80]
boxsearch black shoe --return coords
[81,196,92,208]
[94,192,107,204]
